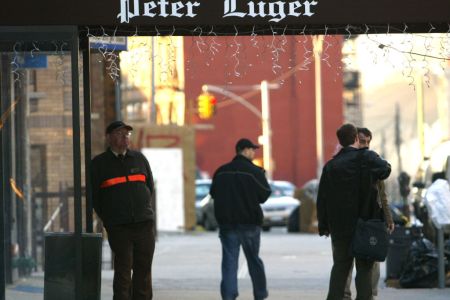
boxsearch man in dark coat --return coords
[210,138,272,300]
[343,127,395,299]
[317,123,391,300]
[92,121,156,300]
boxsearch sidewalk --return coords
[6,272,450,300]
[5,231,450,300]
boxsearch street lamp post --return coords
[260,80,273,179]
[313,35,324,179]
[202,82,278,179]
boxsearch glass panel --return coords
[0,41,80,283]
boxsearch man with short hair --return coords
[317,123,391,300]
[343,127,395,300]
[92,120,156,300]
[210,138,272,300]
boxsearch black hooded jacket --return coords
[316,147,391,240]
[210,155,272,226]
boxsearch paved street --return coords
[6,229,450,299]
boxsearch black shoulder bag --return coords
[351,150,389,262]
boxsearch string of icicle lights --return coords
[8,23,450,87]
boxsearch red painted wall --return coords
[185,36,343,188]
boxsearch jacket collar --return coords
[107,148,136,158]
[334,146,359,157]
[232,154,252,163]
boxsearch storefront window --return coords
[0,39,84,283]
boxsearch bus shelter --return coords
[0,1,449,299]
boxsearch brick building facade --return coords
[185,36,344,187]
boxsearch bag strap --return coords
[358,149,384,221]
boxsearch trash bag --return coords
[445,240,450,270]
[445,239,450,252]
[399,238,439,288]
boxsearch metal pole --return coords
[436,226,445,289]
[70,28,83,300]
[260,80,272,180]
[81,37,93,233]
[1,54,13,286]
[415,73,425,161]
[24,71,32,260]
[447,155,450,181]
[151,36,156,123]
[115,80,122,121]
[0,54,8,300]
[313,36,324,179]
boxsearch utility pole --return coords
[415,73,425,161]
[313,35,324,178]
[260,80,273,180]
[395,103,403,173]
[150,36,157,124]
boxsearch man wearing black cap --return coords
[210,138,272,300]
[92,120,156,300]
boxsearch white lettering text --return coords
[143,1,157,17]
[223,0,318,22]
[289,1,302,17]
[118,0,200,21]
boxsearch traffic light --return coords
[197,92,217,119]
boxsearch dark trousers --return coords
[106,221,156,300]
[327,237,374,300]
[344,261,380,299]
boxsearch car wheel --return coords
[203,214,216,231]
[287,206,300,233]
[262,225,271,232]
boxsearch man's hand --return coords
[387,222,395,234]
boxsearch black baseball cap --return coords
[235,138,260,153]
[105,120,133,134]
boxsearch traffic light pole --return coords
[313,35,324,179]
[260,80,273,180]
[202,82,278,179]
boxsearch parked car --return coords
[199,194,218,231]
[198,180,300,232]
[261,181,299,231]
[195,179,211,225]
[271,180,296,197]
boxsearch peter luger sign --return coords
[0,0,449,33]
[118,0,318,23]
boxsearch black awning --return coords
[0,0,449,34]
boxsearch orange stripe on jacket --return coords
[128,174,146,183]
[100,174,146,188]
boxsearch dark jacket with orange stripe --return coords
[91,148,154,226]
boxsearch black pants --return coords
[106,221,156,300]
[327,237,374,300]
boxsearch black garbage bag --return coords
[445,240,450,272]
[445,239,450,257]
[399,238,439,288]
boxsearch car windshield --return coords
[276,185,294,197]
[270,181,296,198]
[196,183,211,201]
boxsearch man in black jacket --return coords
[92,121,155,300]
[210,138,272,300]
[317,124,391,300]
